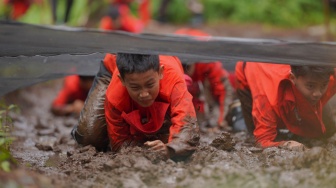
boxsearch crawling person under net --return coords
[175,28,242,132]
[235,61,336,151]
[71,53,200,160]
[51,75,94,117]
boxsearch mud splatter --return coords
[210,132,235,151]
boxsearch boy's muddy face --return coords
[120,67,164,107]
[291,73,330,105]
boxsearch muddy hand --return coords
[144,140,169,157]
[281,140,307,152]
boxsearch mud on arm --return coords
[166,82,200,160]
[75,61,111,151]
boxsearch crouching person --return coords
[235,61,336,150]
[72,53,200,160]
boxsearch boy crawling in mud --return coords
[235,62,336,151]
[72,53,200,160]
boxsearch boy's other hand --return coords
[281,140,307,151]
[144,140,169,157]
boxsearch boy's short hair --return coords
[116,53,160,79]
[291,65,334,80]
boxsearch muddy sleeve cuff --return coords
[256,139,284,148]
[166,123,200,160]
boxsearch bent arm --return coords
[208,63,234,125]
[51,79,73,115]
[253,95,285,147]
[166,82,200,159]
[105,102,142,152]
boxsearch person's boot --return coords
[226,99,247,132]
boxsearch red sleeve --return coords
[119,5,144,33]
[321,73,336,105]
[253,95,284,147]
[52,88,71,107]
[166,81,199,158]
[168,82,196,142]
[52,76,85,107]
[52,76,76,107]
[139,0,150,25]
[100,16,114,30]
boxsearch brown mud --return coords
[1,21,336,188]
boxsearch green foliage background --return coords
[0,0,333,28]
[151,0,329,27]
[202,0,325,27]
[0,102,18,172]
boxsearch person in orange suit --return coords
[100,0,150,33]
[175,28,236,130]
[72,53,200,160]
[110,0,150,24]
[235,61,336,150]
[51,75,93,116]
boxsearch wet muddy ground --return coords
[1,21,336,187]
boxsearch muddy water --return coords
[1,78,336,188]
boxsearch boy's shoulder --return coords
[159,55,184,79]
[159,55,182,68]
[103,53,118,74]
[246,62,292,106]
[159,55,184,76]
[246,62,290,80]
[159,56,187,101]
[106,79,131,112]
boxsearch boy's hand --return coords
[281,140,307,151]
[144,140,169,158]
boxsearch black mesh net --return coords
[1,21,335,96]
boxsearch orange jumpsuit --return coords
[111,0,150,24]
[100,0,150,33]
[103,54,199,156]
[236,62,336,147]
[189,62,233,126]
[52,75,89,108]
[175,28,234,126]
[4,0,36,20]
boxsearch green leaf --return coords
[8,104,17,111]
[0,138,5,146]
[1,161,11,172]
